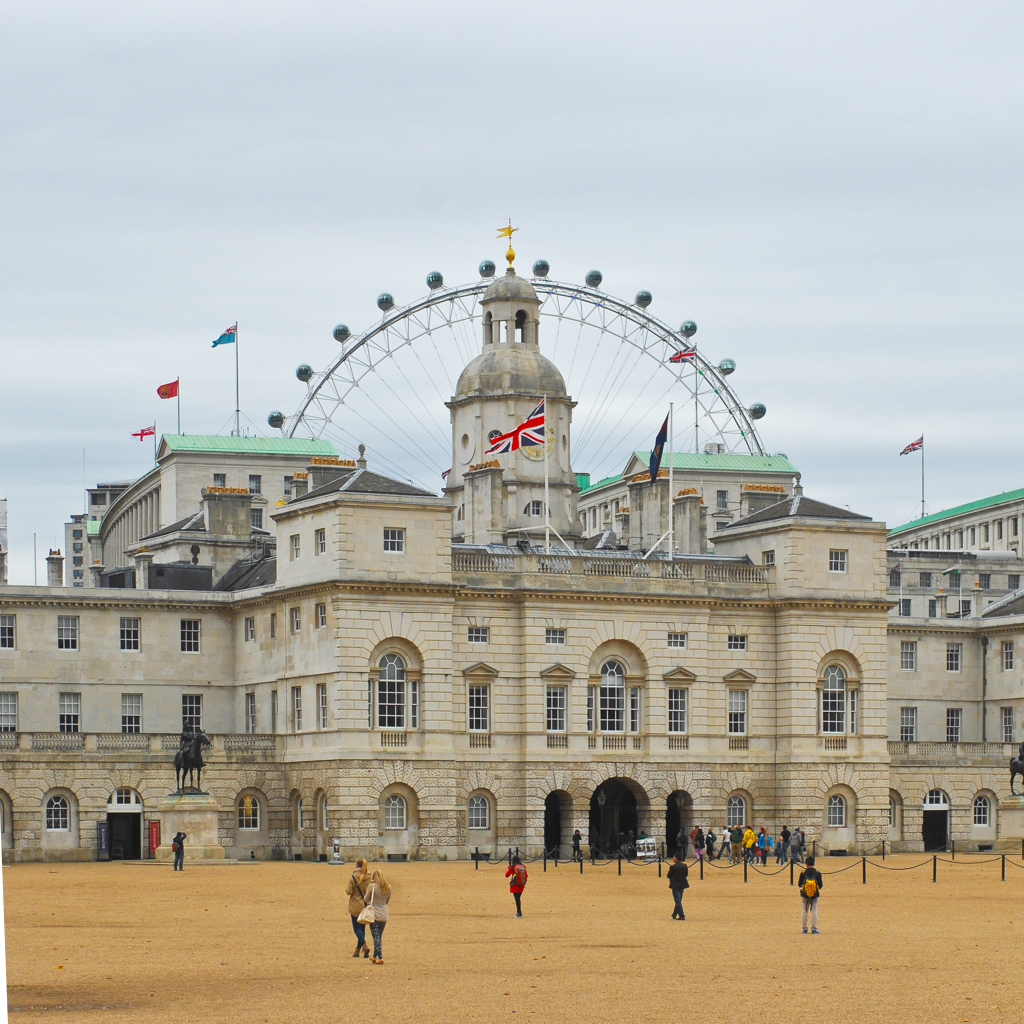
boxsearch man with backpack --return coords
[504,855,528,917]
[667,853,689,920]
[171,830,187,871]
[729,825,743,864]
[798,855,824,933]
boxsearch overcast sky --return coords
[1,2,1022,583]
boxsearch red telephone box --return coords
[148,819,161,856]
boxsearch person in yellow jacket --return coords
[742,826,756,864]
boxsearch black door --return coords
[922,810,948,852]
[107,813,141,860]
[544,793,561,855]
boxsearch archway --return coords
[106,788,144,860]
[544,791,572,856]
[665,790,693,857]
[589,779,646,857]
[922,790,949,851]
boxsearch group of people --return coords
[677,824,808,866]
[344,858,393,963]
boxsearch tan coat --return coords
[345,871,370,918]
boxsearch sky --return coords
[1,2,1022,584]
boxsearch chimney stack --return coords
[46,549,64,588]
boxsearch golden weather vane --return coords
[497,219,517,267]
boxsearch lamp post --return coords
[596,788,607,856]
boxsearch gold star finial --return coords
[497,219,517,267]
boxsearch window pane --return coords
[182,694,202,732]
[727,690,747,734]
[57,616,78,650]
[827,795,846,827]
[119,617,140,651]
[468,685,489,732]
[0,692,17,732]
[668,688,687,733]
[973,796,990,826]
[0,615,15,649]
[726,795,745,827]
[59,691,80,733]
[378,654,406,729]
[599,661,625,732]
[468,794,490,829]
[384,794,406,830]
[546,686,566,733]
[900,706,917,742]
[180,619,201,653]
[238,795,260,829]
[121,693,142,733]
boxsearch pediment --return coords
[462,661,499,679]
[723,669,757,684]
[663,666,697,682]
[540,662,576,680]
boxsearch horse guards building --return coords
[2,266,1024,863]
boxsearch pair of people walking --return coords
[345,858,392,963]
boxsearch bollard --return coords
[543,851,547,872]
[507,847,512,866]
[951,840,955,861]
[618,854,622,876]
[1003,854,1006,881]
[554,850,558,868]
[658,856,662,878]
[580,854,584,875]
[699,856,704,881]
[744,858,748,883]
[862,856,866,884]
[790,860,794,885]
[882,839,886,861]
[933,855,937,882]
[475,847,479,870]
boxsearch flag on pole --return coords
[211,324,237,348]
[441,468,451,480]
[900,435,923,455]
[131,425,156,441]
[156,379,179,399]
[669,348,697,364]
[484,398,545,455]
[649,413,669,484]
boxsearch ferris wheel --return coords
[269,260,767,491]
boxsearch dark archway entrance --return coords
[107,813,142,860]
[665,791,693,857]
[922,810,948,851]
[544,793,562,854]
[589,779,639,857]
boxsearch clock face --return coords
[521,433,555,462]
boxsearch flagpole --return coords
[543,394,550,554]
[152,424,157,463]
[234,322,240,437]
[920,433,925,519]
[694,362,699,454]
[177,378,181,435]
[668,402,674,558]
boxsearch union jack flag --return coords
[900,435,923,456]
[485,398,545,455]
[669,348,697,364]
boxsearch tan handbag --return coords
[357,884,376,924]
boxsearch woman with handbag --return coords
[345,858,371,958]
[359,868,391,964]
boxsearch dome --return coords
[455,345,566,398]
[482,268,540,304]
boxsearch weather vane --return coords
[497,219,517,267]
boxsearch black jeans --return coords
[513,892,522,914]
[672,888,685,918]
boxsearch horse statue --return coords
[1010,742,1024,796]
[174,727,212,792]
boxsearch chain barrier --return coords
[817,858,863,876]
[751,862,790,877]
[935,855,1003,866]
[864,858,932,871]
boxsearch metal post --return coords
[812,840,817,858]
[658,856,662,879]
[790,860,794,886]
[699,856,703,881]
[1003,854,1006,881]
[862,856,866,884]
[618,854,621,876]
[579,854,583,875]
[932,855,937,882]
[475,847,479,870]
[951,839,955,860]
[744,859,748,883]
[543,851,547,872]
[882,840,885,861]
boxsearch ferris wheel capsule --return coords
[377,293,395,312]
[268,411,285,429]
[748,403,766,420]
[718,358,736,375]
[680,320,697,338]
[479,260,496,278]
[635,290,652,309]
[426,271,444,290]
[333,324,350,343]
[296,364,313,383]
[585,269,603,288]
[532,260,550,278]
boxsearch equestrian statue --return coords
[174,724,212,793]
[1010,742,1024,796]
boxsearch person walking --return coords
[778,825,791,865]
[345,857,372,958]
[571,829,582,862]
[742,825,756,864]
[729,825,743,865]
[693,826,705,861]
[791,828,805,865]
[676,827,688,860]
[171,830,187,871]
[705,827,716,862]
[667,853,689,920]
[798,855,824,934]
[722,826,732,863]
[505,855,528,917]
[366,868,391,963]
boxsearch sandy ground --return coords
[4,853,1024,1024]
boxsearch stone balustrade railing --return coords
[0,732,281,756]
[888,740,1013,760]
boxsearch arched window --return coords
[384,794,407,830]
[524,500,543,517]
[238,795,260,830]
[110,788,141,807]
[973,795,991,826]
[319,794,329,831]
[925,789,948,807]
[888,796,896,827]
[599,661,626,733]
[378,654,406,729]
[821,665,847,734]
[46,795,69,831]
[827,794,846,827]
[726,795,746,827]
[294,797,304,831]
[468,794,490,830]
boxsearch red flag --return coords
[131,425,156,441]
[157,379,179,399]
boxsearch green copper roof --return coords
[158,435,338,457]
[889,486,1024,536]
[579,451,798,493]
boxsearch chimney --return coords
[201,487,252,539]
[0,548,7,585]
[134,549,153,590]
[306,455,357,490]
[46,549,64,588]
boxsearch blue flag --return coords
[211,324,237,348]
[649,414,669,484]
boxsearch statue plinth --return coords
[156,793,226,861]
[999,796,1024,840]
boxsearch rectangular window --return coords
[821,678,846,734]
[315,528,326,554]
[715,522,727,531]
[213,473,226,487]
[668,688,688,734]
[1002,706,1014,744]
[119,617,140,651]
[245,692,256,734]
[979,573,991,590]
[947,642,963,673]
[586,686,595,732]
[546,628,566,645]
[468,685,490,732]
[970,527,976,546]
[283,476,294,498]
[468,626,490,644]
[292,686,303,732]
[629,688,641,733]
[290,535,300,560]
[727,634,747,651]
[182,694,202,732]
[317,683,327,729]
[248,474,262,494]
[270,612,277,639]
[920,572,932,588]
[762,550,775,567]
[316,603,327,628]
[1014,518,1020,538]
[72,556,83,566]
[244,617,255,642]
[0,692,17,732]
[898,599,912,617]
[121,693,142,733]
[1010,574,1021,591]
[291,607,301,632]
[928,598,938,618]
[889,568,901,588]
[667,632,687,649]
[716,490,728,510]
[383,528,405,552]
[410,680,419,729]
[72,530,82,539]
[250,508,264,530]
[998,520,1004,540]
[57,615,79,651]
[900,640,917,670]
[59,691,80,732]
[0,615,13,649]
[180,619,200,653]
[377,677,405,729]
[72,571,84,581]
[983,523,990,543]
[599,679,625,733]
[850,688,857,735]
[1004,640,1014,671]
[271,690,279,732]
[959,599,972,618]
[900,706,917,742]
[946,707,962,743]
[948,570,961,589]
[546,686,566,733]
[727,690,747,735]
[829,549,847,573]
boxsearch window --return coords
[317,683,327,729]
[59,692,80,733]
[946,707,962,743]
[121,693,141,733]
[468,626,490,644]
[715,522,727,531]
[57,616,79,650]
[245,692,256,734]
[290,535,301,560]
[271,690,279,732]
[973,795,990,827]
[291,686,303,731]
[0,692,18,732]
[969,528,976,547]
[925,789,946,806]
[1002,707,1014,744]
[316,603,326,628]
[180,619,201,653]
[270,612,277,639]
[829,550,847,573]
[586,686,595,732]
[726,795,746,827]
[182,694,202,732]
[0,615,13,649]
[294,797,304,831]
[377,654,406,729]
[469,685,490,732]
[525,500,543,516]
[667,632,687,648]
[384,794,407,830]
[827,795,846,828]
[112,788,137,806]
[668,688,688,734]
[979,573,991,590]
[998,520,1004,540]
[762,550,775,567]
[72,556,82,566]
[1010,574,1021,591]
[946,643,963,673]
[315,528,326,554]
[920,572,932,588]
[291,607,301,633]
[238,795,260,830]
[119,617,140,651]
[928,599,938,618]
[284,476,294,498]
[410,680,419,729]
[250,508,263,530]
[983,524,990,544]
[320,795,329,830]
[244,617,255,642]
[1015,519,1020,539]
[716,490,728,510]
[958,599,971,618]
[629,688,641,733]
[1004,641,1014,671]
[889,568,901,588]
[727,635,746,651]
[948,570,961,589]
[546,686,566,733]
[727,689,747,735]
[898,599,912,617]
[821,665,846,734]
[545,628,566,645]
[888,797,895,828]
[213,473,226,487]
[599,661,625,733]
[248,474,261,494]
[383,528,405,552]
[468,794,490,830]
[900,706,917,742]
[46,795,69,831]
[72,530,82,540]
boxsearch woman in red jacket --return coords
[505,855,528,917]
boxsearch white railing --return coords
[380,732,407,748]
[888,740,1011,759]
[31,732,84,751]
[469,733,492,749]
[0,732,18,750]
[668,735,689,750]
[728,736,749,751]
[97,732,150,751]
[452,550,515,573]
[224,735,278,753]
[547,734,568,749]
